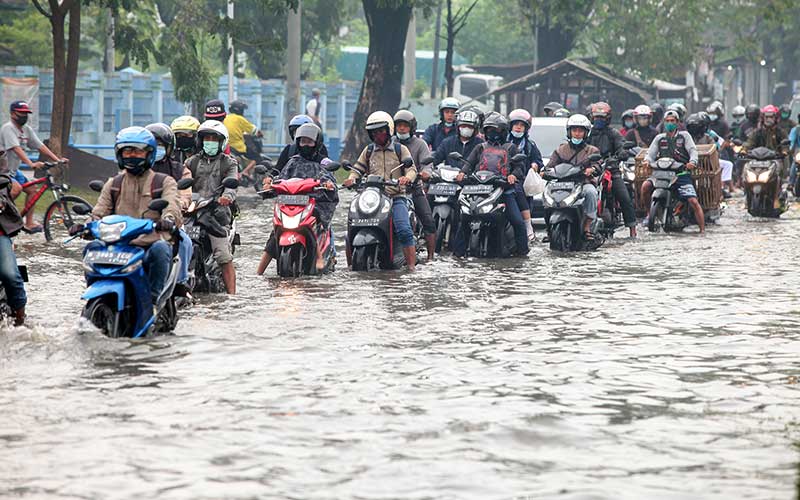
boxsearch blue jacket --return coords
[432,134,485,168]
[509,135,544,169]
[422,122,457,150]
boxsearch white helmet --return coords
[566,113,592,135]
[198,119,229,154]
[365,111,394,136]
[633,105,652,117]
[439,97,460,111]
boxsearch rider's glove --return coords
[156,218,176,234]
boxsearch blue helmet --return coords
[288,114,313,139]
[115,126,157,174]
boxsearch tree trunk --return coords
[341,0,412,161]
[61,1,81,153]
[536,24,575,68]
[48,7,67,156]
[444,0,455,96]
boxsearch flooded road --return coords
[2,191,799,499]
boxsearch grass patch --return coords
[14,187,99,217]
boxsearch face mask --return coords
[732,115,744,124]
[511,130,525,139]
[623,120,634,129]
[203,141,220,156]
[637,117,651,127]
[709,114,719,122]
[155,146,166,162]
[372,130,390,146]
[298,144,316,160]
[593,118,607,129]
[459,127,474,138]
[485,130,503,144]
[396,132,410,141]
[176,136,195,151]
[570,137,584,146]
[13,114,28,126]
[781,112,790,120]
[764,117,776,127]
[664,122,678,133]
[120,156,148,176]
[444,121,454,127]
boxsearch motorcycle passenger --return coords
[543,102,563,117]
[743,105,788,153]
[394,110,437,261]
[642,110,705,234]
[626,105,658,147]
[730,105,746,137]
[423,97,460,150]
[75,127,182,301]
[184,120,239,294]
[170,115,201,167]
[343,111,418,271]
[545,114,602,241]
[508,108,544,241]
[454,112,529,256]
[620,109,635,136]
[778,104,796,135]
[737,104,761,142]
[651,102,665,129]
[706,101,731,139]
[0,168,27,326]
[686,113,734,197]
[432,110,485,167]
[586,102,637,238]
[224,99,263,182]
[257,123,339,274]
[146,122,194,300]
[275,115,330,172]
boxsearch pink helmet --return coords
[761,104,779,116]
[508,109,532,129]
[633,105,652,117]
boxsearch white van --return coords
[453,73,502,106]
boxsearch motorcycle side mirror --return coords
[511,153,528,164]
[324,161,341,172]
[588,153,603,162]
[780,139,791,147]
[176,178,194,190]
[88,180,105,192]
[222,176,240,189]
[254,165,268,175]
[420,156,435,165]
[148,199,169,212]
[341,160,353,171]
[733,139,743,146]
[72,203,92,215]
[623,141,636,149]
[448,152,463,161]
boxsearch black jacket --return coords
[276,156,338,227]
[432,135,485,167]
[587,126,623,158]
[625,126,659,148]
[276,142,330,172]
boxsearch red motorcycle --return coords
[266,177,337,277]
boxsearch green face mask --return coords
[664,122,678,133]
[203,140,220,156]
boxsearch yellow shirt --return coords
[223,114,257,154]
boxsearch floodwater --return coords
[2,191,799,500]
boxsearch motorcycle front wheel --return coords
[278,244,304,278]
[351,244,377,272]
[549,221,573,252]
[83,297,123,338]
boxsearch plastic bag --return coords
[523,168,546,196]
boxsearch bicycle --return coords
[18,161,93,242]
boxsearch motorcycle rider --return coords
[170,115,200,167]
[454,112,529,256]
[642,110,705,234]
[394,109,437,261]
[626,105,658,147]
[432,110,485,167]
[545,114,602,241]
[74,127,182,301]
[620,109,635,136]
[0,166,27,326]
[543,102,563,117]
[257,123,339,274]
[743,105,788,153]
[184,120,239,294]
[730,105,746,137]
[778,104,796,135]
[650,102,665,129]
[146,122,194,300]
[224,99,263,182]
[737,104,761,141]
[658,103,687,132]
[686,114,733,197]
[275,115,330,172]
[423,97,460,150]
[508,108,544,241]
[586,102,637,238]
[343,111,418,271]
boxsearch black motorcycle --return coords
[183,176,240,292]
[344,160,418,271]
[427,161,462,252]
[542,154,605,252]
[739,142,789,218]
[598,145,634,238]
[240,134,272,191]
[646,157,696,232]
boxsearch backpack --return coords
[476,143,511,176]
[109,172,169,210]
[365,142,406,175]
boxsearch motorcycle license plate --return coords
[85,250,135,266]
[277,194,310,205]
[351,218,380,227]
[549,181,574,190]
[187,225,202,240]
[428,183,458,196]
[462,184,494,195]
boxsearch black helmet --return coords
[780,103,792,118]
[392,109,417,134]
[745,104,760,122]
[229,99,247,115]
[204,99,226,120]
[543,101,563,115]
[482,112,509,144]
[145,122,175,159]
[685,113,707,137]
[621,109,635,121]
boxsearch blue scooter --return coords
[72,196,182,338]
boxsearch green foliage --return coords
[410,78,426,98]
[455,0,534,65]
[0,6,53,67]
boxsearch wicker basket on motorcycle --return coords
[693,144,722,213]
[633,149,651,214]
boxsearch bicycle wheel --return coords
[43,195,93,243]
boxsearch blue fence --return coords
[0,66,361,160]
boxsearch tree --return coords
[0,7,52,67]
[341,0,415,160]
[518,0,594,68]
[31,0,81,156]
[442,0,477,95]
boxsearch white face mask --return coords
[459,126,474,138]
[396,132,410,140]
[510,130,525,139]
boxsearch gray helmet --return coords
[667,103,687,120]
[543,101,564,115]
[229,99,247,115]
[295,123,321,144]
[553,108,571,118]
[482,112,509,136]
[393,109,417,134]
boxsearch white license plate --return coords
[351,218,380,226]
[277,194,310,205]
[428,183,458,196]
[85,250,134,266]
[550,181,574,190]
[187,225,202,239]
[462,184,494,195]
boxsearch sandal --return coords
[22,225,43,234]
[584,230,595,241]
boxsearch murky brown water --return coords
[2,192,799,499]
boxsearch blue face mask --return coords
[623,120,634,129]
[570,137,584,146]
[511,130,525,139]
[593,119,607,129]
[203,141,220,156]
[155,146,166,162]
[664,122,679,133]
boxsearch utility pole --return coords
[404,11,416,101]
[286,1,302,118]
[430,0,442,99]
[227,0,235,102]
[104,8,115,73]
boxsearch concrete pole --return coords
[286,1,302,118]
[430,0,442,99]
[104,9,115,73]
[403,12,416,100]
[227,0,235,102]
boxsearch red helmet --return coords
[590,101,612,120]
[761,104,779,116]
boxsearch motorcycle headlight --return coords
[98,221,126,243]
[745,170,758,183]
[757,170,772,183]
[357,190,381,215]
[476,189,501,212]
[543,189,555,207]
[120,260,143,274]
